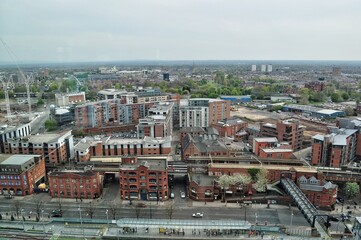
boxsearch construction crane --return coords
[70,75,83,92]
[1,39,33,121]
[0,76,12,118]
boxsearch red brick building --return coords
[188,163,337,209]
[0,154,46,196]
[55,92,86,107]
[298,175,337,209]
[311,128,358,168]
[179,127,207,143]
[48,170,102,199]
[212,119,248,139]
[252,137,278,156]
[304,81,325,92]
[260,119,304,150]
[181,134,229,160]
[74,136,172,162]
[259,148,294,159]
[119,157,168,201]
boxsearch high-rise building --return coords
[251,65,257,72]
[261,65,266,72]
[267,65,273,72]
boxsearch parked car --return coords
[180,192,186,199]
[170,192,174,199]
[192,212,203,218]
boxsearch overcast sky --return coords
[1,0,360,63]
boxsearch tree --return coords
[44,119,58,131]
[85,201,96,219]
[165,200,175,219]
[331,92,342,103]
[233,174,252,194]
[345,182,359,199]
[49,82,59,91]
[37,98,45,106]
[108,201,118,220]
[218,175,233,203]
[34,200,44,220]
[345,106,355,116]
[254,168,269,193]
[341,92,350,101]
[13,200,22,219]
[134,203,145,219]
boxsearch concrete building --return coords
[4,130,74,165]
[267,65,272,72]
[251,65,257,72]
[179,98,230,128]
[119,157,168,201]
[54,108,74,126]
[48,169,102,199]
[260,119,305,150]
[137,102,173,138]
[55,92,86,107]
[259,148,294,159]
[0,154,46,196]
[74,136,172,162]
[261,65,266,72]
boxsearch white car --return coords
[180,192,186,199]
[192,212,203,218]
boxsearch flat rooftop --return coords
[0,154,41,165]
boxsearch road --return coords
[30,108,49,134]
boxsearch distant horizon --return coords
[1,59,361,68]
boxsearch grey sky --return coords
[1,0,360,62]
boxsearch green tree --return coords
[44,119,58,131]
[36,98,45,106]
[49,82,59,91]
[331,92,342,102]
[345,106,355,116]
[345,182,359,199]
[254,168,269,192]
[341,92,350,101]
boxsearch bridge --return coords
[280,176,330,238]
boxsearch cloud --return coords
[1,0,360,62]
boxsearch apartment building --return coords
[48,169,102,199]
[137,102,174,138]
[179,98,230,128]
[74,136,172,162]
[119,157,168,201]
[0,123,31,154]
[311,118,361,167]
[260,119,304,150]
[4,130,74,165]
[0,154,46,196]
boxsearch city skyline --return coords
[1,0,361,63]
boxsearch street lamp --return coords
[78,205,85,239]
[105,209,109,228]
[290,211,294,228]
[21,209,25,231]
[255,213,258,225]
[41,209,45,233]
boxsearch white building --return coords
[267,65,273,72]
[261,65,266,72]
[251,65,257,72]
